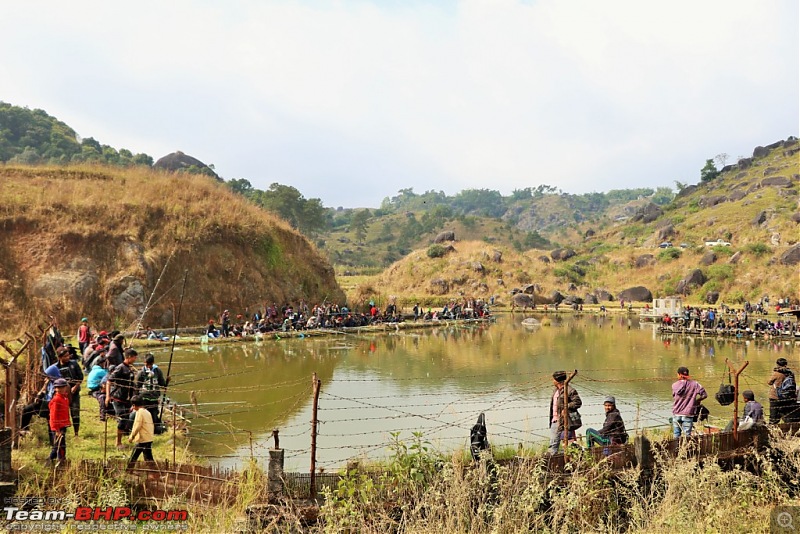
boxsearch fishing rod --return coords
[159,269,188,422]
[131,249,176,343]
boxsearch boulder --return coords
[511,293,535,310]
[549,290,565,304]
[492,250,502,263]
[791,213,800,224]
[634,254,656,268]
[779,244,800,266]
[729,251,743,264]
[584,229,596,238]
[677,184,698,198]
[656,224,675,241]
[522,284,542,295]
[699,195,726,208]
[594,289,614,302]
[705,291,720,305]
[737,158,752,169]
[154,151,220,179]
[771,233,781,246]
[430,278,450,295]
[567,283,578,291]
[564,295,583,305]
[700,251,717,266]
[753,146,769,158]
[107,275,146,320]
[550,248,577,262]
[471,262,485,273]
[538,255,551,264]
[496,278,505,286]
[617,286,653,302]
[676,269,707,294]
[761,176,791,187]
[632,203,663,223]
[584,294,598,305]
[30,270,99,302]
[727,190,746,202]
[433,231,456,243]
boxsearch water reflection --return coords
[150,314,797,469]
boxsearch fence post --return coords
[725,359,749,443]
[562,370,578,454]
[268,429,284,497]
[634,434,653,470]
[310,373,321,499]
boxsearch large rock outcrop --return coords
[617,286,652,302]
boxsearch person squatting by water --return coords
[547,370,582,454]
[672,366,707,437]
[585,396,627,448]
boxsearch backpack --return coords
[777,371,797,400]
[470,413,490,461]
[715,383,735,406]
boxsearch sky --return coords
[1,1,797,208]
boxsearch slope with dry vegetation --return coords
[0,164,344,331]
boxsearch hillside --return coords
[351,140,800,308]
[0,165,344,332]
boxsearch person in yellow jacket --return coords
[127,395,155,466]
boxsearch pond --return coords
[147,313,798,470]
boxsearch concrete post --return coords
[268,448,285,496]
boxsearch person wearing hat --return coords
[127,395,155,466]
[768,358,798,424]
[48,378,71,464]
[547,370,582,454]
[586,396,628,448]
[672,366,707,438]
[76,317,91,354]
[46,346,84,437]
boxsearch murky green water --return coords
[145,313,798,470]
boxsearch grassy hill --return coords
[0,164,344,332]
[347,140,800,309]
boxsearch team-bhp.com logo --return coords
[4,506,188,531]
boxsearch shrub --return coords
[657,248,681,261]
[427,244,447,258]
[745,243,771,257]
[707,264,734,282]
[727,289,746,304]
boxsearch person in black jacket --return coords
[586,396,627,447]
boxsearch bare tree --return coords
[714,153,730,168]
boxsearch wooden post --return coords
[562,370,578,454]
[0,338,30,448]
[310,372,321,498]
[725,359,749,443]
[172,403,177,466]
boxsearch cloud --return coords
[0,0,796,207]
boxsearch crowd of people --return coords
[546,357,799,454]
[202,298,492,338]
[20,319,168,467]
[661,304,799,337]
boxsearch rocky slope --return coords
[0,165,344,332]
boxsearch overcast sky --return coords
[1,1,797,208]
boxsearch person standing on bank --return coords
[548,370,582,454]
[48,378,71,464]
[135,353,169,431]
[672,366,707,437]
[76,318,91,354]
[128,395,155,466]
[768,358,798,424]
[586,396,627,447]
[106,348,138,449]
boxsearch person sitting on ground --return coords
[724,390,764,432]
[586,396,628,447]
[127,395,155,467]
[206,320,219,338]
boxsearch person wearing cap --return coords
[48,378,71,464]
[127,395,155,466]
[106,348,138,449]
[768,357,798,424]
[46,346,84,437]
[20,366,62,432]
[586,396,628,448]
[547,370,582,454]
[135,353,169,432]
[76,318,91,354]
[672,366,707,438]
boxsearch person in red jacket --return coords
[48,378,71,464]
